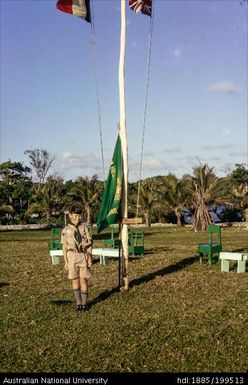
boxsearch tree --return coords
[229,163,248,227]
[159,174,192,226]
[190,164,226,231]
[0,161,32,224]
[136,177,162,226]
[24,148,55,185]
[27,175,65,222]
[68,175,102,224]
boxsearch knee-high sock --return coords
[73,289,81,305]
[81,291,88,306]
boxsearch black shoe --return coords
[76,305,83,312]
[82,304,90,312]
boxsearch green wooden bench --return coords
[198,224,222,265]
[103,228,144,256]
[219,252,247,273]
[128,230,144,256]
[49,227,62,250]
[49,227,62,265]
[103,228,120,248]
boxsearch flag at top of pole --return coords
[56,0,91,22]
[129,0,152,16]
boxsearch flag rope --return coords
[90,0,106,181]
[136,0,156,221]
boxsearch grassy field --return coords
[0,225,247,373]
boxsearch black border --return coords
[0,372,247,385]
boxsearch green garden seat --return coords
[103,227,120,248]
[49,227,62,251]
[198,224,222,265]
[128,230,144,256]
[103,228,144,256]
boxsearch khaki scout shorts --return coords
[67,251,91,280]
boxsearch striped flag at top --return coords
[129,0,152,16]
[56,0,91,22]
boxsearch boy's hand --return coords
[64,262,69,271]
[85,241,93,249]
[81,241,92,250]
[87,254,93,268]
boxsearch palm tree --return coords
[68,175,102,224]
[159,174,192,225]
[27,175,65,222]
[136,178,162,226]
[190,164,226,231]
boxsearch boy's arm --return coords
[84,226,93,266]
[84,226,93,252]
[61,229,68,270]
[62,244,68,270]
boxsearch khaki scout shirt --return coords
[61,223,92,254]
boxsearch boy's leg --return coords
[72,277,82,310]
[80,277,89,310]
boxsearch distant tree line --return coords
[0,148,247,231]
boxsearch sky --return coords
[0,0,247,182]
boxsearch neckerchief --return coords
[68,220,83,252]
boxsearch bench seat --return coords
[219,252,247,273]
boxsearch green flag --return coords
[97,135,123,233]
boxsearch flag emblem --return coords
[129,0,152,16]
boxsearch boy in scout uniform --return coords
[61,203,93,312]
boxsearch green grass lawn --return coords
[0,225,247,372]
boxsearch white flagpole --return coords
[119,0,129,290]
